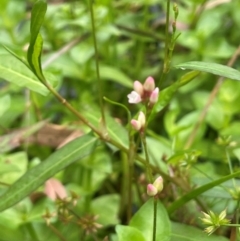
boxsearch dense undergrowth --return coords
[1,0,240,240]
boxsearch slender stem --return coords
[235,200,240,240]
[89,0,106,129]
[141,131,153,183]
[127,138,135,222]
[225,148,236,188]
[25,223,39,241]
[164,0,170,71]
[80,230,86,241]
[0,181,10,186]
[159,0,170,87]
[44,82,106,138]
[115,24,164,41]
[48,224,68,241]
[224,224,240,227]
[119,152,128,220]
[153,198,157,241]
[84,168,92,212]
[190,0,208,29]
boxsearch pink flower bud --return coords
[143,76,155,92]
[138,111,145,127]
[127,91,142,104]
[133,81,144,95]
[153,176,163,193]
[149,87,159,104]
[130,119,141,131]
[130,111,146,131]
[147,184,158,196]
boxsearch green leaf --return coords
[0,134,99,211]
[30,1,47,40]
[100,65,133,88]
[0,224,24,241]
[116,225,146,241]
[167,170,240,214]
[91,194,120,226]
[0,95,11,117]
[170,222,228,241]
[130,199,171,241]
[0,152,28,184]
[151,70,200,119]
[2,44,29,68]
[175,61,240,81]
[27,0,47,81]
[0,54,48,95]
[84,110,129,150]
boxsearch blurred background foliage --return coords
[0,0,240,240]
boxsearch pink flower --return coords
[149,87,159,104]
[147,176,164,197]
[44,178,67,201]
[153,176,163,192]
[147,184,158,196]
[143,76,155,92]
[131,111,145,131]
[127,76,159,105]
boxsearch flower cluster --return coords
[147,176,163,197]
[200,210,230,235]
[127,76,159,105]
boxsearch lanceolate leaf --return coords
[175,61,240,81]
[0,54,48,95]
[0,134,99,211]
[30,0,47,40]
[167,170,240,214]
[149,70,200,122]
[27,0,47,81]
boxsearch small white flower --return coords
[127,91,142,104]
[133,81,144,95]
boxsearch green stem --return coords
[119,152,129,220]
[127,138,135,222]
[44,82,106,138]
[225,148,236,188]
[153,198,157,241]
[224,224,240,227]
[25,223,40,241]
[141,131,153,183]
[89,0,106,129]
[48,224,68,241]
[164,0,170,64]
[233,200,240,241]
[158,0,171,87]
[84,168,92,212]
[115,24,164,41]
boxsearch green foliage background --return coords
[0,0,240,240]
